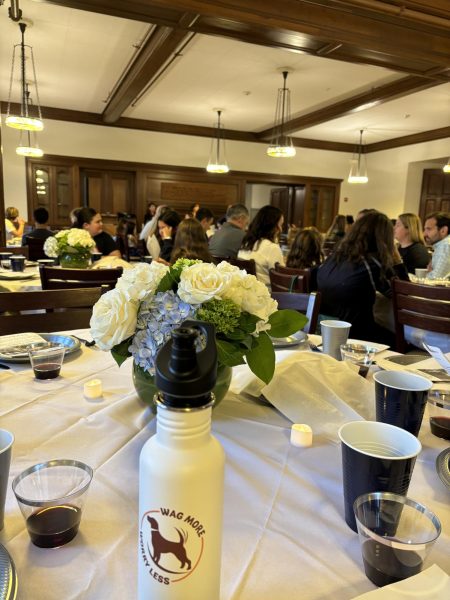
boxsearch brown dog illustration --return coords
[147,516,191,570]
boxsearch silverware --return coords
[309,343,322,353]
[0,363,10,370]
[72,335,96,347]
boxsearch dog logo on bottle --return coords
[140,508,205,586]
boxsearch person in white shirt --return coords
[423,212,450,280]
[238,205,285,287]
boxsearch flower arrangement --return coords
[44,228,96,259]
[90,259,306,384]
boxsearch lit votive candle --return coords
[290,424,313,447]
[84,379,103,399]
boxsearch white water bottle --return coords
[138,322,225,600]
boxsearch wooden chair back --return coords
[25,236,47,261]
[275,263,311,291]
[0,246,29,258]
[40,266,123,290]
[271,291,321,334]
[0,287,105,334]
[392,279,450,352]
[229,257,257,276]
[269,268,307,293]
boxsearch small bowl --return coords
[427,389,450,440]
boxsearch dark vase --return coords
[132,361,232,413]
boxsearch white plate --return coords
[0,271,37,280]
[436,448,450,490]
[271,330,308,348]
[346,339,389,353]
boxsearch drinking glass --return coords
[340,343,377,377]
[28,343,66,379]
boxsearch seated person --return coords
[393,213,430,274]
[238,205,285,287]
[22,207,53,244]
[196,207,215,237]
[171,219,213,263]
[209,204,249,259]
[423,211,450,279]
[286,227,323,269]
[75,207,121,257]
[5,206,26,242]
[316,212,409,345]
[157,209,181,264]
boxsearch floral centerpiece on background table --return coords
[90,259,306,408]
[44,228,96,268]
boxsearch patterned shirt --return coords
[427,235,450,279]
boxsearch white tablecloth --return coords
[0,266,41,293]
[0,331,448,600]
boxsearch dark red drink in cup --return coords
[28,344,65,380]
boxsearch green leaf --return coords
[216,339,245,367]
[238,311,259,334]
[111,337,132,367]
[268,309,307,338]
[156,270,178,293]
[245,332,275,384]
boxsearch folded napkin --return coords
[241,352,375,437]
[351,565,450,599]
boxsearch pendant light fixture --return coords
[6,21,44,132]
[14,85,44,157]
[206,110,229,174]
[267,70,296,158]
[443,158,450,173]
[348,130,368,184]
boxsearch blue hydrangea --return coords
[129,290,196,374]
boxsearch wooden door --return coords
[419,170,450,222]
[29,164,75,229]
[270,187,292,232]
[304,184,337,232]
[80,169,135,215]
[291,186,306,228]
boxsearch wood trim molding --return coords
[365,126,450,152]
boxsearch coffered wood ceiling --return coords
[0,0,449,153]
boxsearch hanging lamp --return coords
[267,70,296,158]
[6,21,44,132]
[348,130,368,184]
[443,158,450,173]
[14,85,44,157]
[206,110,229,174]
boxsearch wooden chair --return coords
[275,263,311,292]
[0,246,29,258]
[24,236,47,261]
[228,257,257,276]
[271,291,321,334]
[40,266,123,290]
[269,268,307,293]
[392,279,450,353]
[0,287,105,334]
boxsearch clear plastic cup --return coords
[12,459,93,548]
[340,343,378,377]
[354,492,441,587]
[28,343,66,380]
[427,389,450,440]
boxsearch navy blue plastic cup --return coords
[10,255,26,272]
[338,421,421,532]
[373,371,432,437]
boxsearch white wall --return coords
[1,117,449,221]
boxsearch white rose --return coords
[43,236,59,258]
[90,288,138,350]
[116,261,169,301]
[178,262,230,304]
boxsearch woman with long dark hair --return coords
[157,209,181,264]
[286,227,323,269]
[316,211,409,344]
[238,205,284,286]
[75,207,120,257]
[171,219,213,263]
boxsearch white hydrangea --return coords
[66,228,95,249]
[223,272,277,322]
[116,261,169,301]
[43,236,59,258]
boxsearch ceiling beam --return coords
[258,74,448,139]
[365,126,450,152]
[42,1,450,75]
[102,14,197,123]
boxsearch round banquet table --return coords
[0,330,448,600]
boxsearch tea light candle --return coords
[290,424,313,447]
[84,379,102,399]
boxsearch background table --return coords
[0,331,448,599]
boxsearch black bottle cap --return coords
[155,320,217,409]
